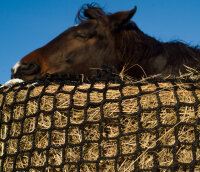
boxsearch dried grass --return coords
[0,78,200,171]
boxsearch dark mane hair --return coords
[76,3,107,23]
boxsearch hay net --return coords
[0,75,200,172]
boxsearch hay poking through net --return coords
[0,77,200,171]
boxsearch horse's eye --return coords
[75,33,88,39]
[74,31,95,39]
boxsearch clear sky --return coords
[0,0,200,84]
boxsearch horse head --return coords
[11,4,137,80]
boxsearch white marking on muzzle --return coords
[12,61,21,74]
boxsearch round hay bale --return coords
[0,79,200,171]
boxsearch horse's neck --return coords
[118,30,163,63]
[119,29,200,76]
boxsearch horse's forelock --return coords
[75,3,106,23]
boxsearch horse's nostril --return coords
[20,63,40,75]
[11,62,40,80]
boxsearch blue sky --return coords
[0,0,200,84]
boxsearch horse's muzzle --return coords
[11,62,40,79]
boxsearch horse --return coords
[11,4,200,81]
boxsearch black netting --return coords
[0,74,200,171]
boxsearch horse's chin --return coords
[17,74,40,81]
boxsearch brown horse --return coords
[11,4,200,81]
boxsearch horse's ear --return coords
[108,6,137,30]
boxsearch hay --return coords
[0,78,200,171]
